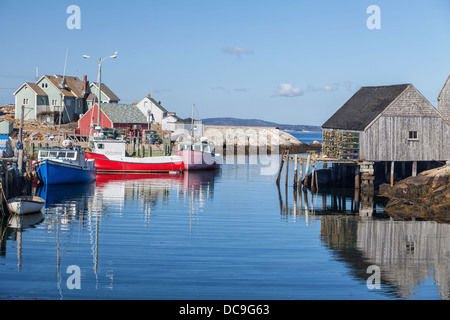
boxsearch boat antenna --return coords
[191,104,195,142]
[59,48,69,147]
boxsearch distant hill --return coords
[201,117,321,132]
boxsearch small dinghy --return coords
[7,196,46,215]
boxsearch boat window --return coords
[66,152,76,159]
[57,151,67,158]
[97,144,104,150]
[49,151,58,157]
[40,151,49,158]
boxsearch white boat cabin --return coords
[177,142,215,155]
[90,139,127,158]
[38,148,89,166]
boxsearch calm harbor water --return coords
[0,131,449,300]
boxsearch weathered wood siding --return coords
[438,75,450,123]
[361,85,450,161]
[361,116,450,161]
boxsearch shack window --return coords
[408,131,418,140]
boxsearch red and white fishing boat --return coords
[85,138,184,172]
[175,139,221,171]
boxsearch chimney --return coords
[82,75,89,114]
[83,75,87,94]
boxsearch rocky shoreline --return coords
[378,163,450,223]
[203,125,321,154]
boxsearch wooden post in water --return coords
[390,161,395,186]
[276,150,286,185]
[293,155,298,189]
[284,150,290,187]
[337,164,342,187]
[412,161,417,177]
[298,161,303,191]
[311,163,316,191]
[355,165,360,189]
[303,153,311,186]
[314,167,319,193]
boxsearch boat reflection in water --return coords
[0,212,45,271]
[94,170,220,220]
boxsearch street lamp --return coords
[83,51,118,129]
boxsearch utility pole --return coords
[98,57,102,127]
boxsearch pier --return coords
[276,150,377,192]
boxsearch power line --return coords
[0,72,33,80]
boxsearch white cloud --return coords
[277,83,303,97]
[222,46,254,55]
[276,80,354,97]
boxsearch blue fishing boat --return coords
[35,148,97,185]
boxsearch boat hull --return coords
[35,159,97,185]
[85,153,185,172]
[176,149,220,171]
[7,196,45,215]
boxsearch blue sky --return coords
[1,0,450,126]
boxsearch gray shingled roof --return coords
[322,84,410,131]
[148,97,169,113]
[91,82,120,101]
[25,82,47,96]
[100,103,147,124]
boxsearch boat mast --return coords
[191,104,195,143]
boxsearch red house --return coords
[77,103,148,136]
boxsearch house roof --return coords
[99,103,147,124]
[141,96,169,113]
[27,82,47,96]
[14,82,47,96]
[438,74,450,101]
[91,82,120,101]
[45,75,78,98]
[322,84,411,131]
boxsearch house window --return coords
[23,98,29,105]
[408,131,418,140]
[41,83,48,88]
[51,99,58,106]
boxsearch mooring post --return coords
[276,151,286,185]
[337,164,342,187]
[298,161,303,190]
[304,153,311,186]
[390,161,395,186]
[412,161,417,177]
[285,150,290,187]
[293,155,298,189]
[355,165,360,189]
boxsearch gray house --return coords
[14,74,119,124]
[87,82,120,109]
[322,83,450,162]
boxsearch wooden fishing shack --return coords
[277,80,450,192]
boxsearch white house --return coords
[161,114,182,131]
[136,95,169,124]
